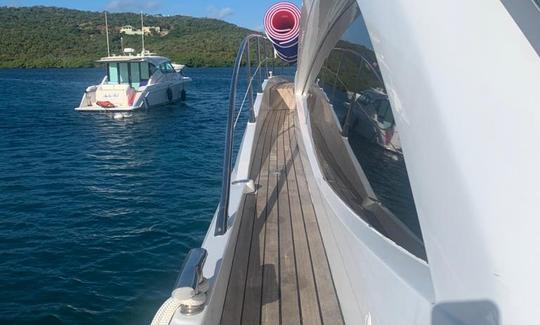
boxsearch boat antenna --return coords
[140,12,145,56]
[105,11,111,56]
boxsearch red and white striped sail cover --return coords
[264,2,301,62]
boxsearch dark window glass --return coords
[119,63,129,84]
[500,0,540,56]
[130,62,141,89]
[312,7,426,259]
[141,62,150,80]
[159,62,174,73]
[149,63,158,78]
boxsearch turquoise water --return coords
[0,68,242,324]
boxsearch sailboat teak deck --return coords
[220,87,344,325]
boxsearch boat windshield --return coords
[158,61,175,73]
[106,61,155,89]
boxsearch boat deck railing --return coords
[215,34,276,236]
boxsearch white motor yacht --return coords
[151,0,540,324]
[75,13,191,113]
[75,51,191,112]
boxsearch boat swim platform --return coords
[74,105,140,112]
[220,82,344,325]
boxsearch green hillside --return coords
[0,6,255,68]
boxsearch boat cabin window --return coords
[107,61,155,89]
[310,6,426,259]
[141,62,151,80]
[158,62,175,74]
[108,63,119,84]
[119,63,129,84]
[130,62,141,88]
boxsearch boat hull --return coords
[75,78,191,113]
[74,105,141,112]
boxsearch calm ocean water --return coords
[0,66,417,324]
[0,68,242,325]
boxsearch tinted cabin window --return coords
[158,63,166,73]
[130,62,141,89]
[149,63,157,76]
[141,62,150,80]
[107,62,151,88]
[119,63,129,84]
[501,0,540,56]
[312,7,426,259]
[140,62,155,86]
[159,62,174,74]
[108,63,119,84]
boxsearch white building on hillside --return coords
[120,25,161,35]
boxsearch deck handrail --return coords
[215,34,273,236]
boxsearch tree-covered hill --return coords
[0,6,255,68]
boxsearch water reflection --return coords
[315,8,424,243]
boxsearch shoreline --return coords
[0,65,235,70]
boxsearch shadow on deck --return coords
[220,83,344,325]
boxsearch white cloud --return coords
[207,6,234,19]
[106,0,161,12]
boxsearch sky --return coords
[0,0,301,30]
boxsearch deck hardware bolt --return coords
[243,180,256,194]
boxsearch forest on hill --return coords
[0,6,255,68]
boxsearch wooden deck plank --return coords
[278,111,301,325]
[221,82,343,325]
[284,111,323,325]
[220,107,274,325]
[241,109,280,325]
[261,110,285,325]
[289,114,345,325]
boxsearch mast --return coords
[140,12,145,55]
[105,11,111,56]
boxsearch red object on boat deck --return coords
[96,101,115,108]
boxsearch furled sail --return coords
[264,2,301,63]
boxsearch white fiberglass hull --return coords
[74,106,140,112]
[75,78,191,113]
